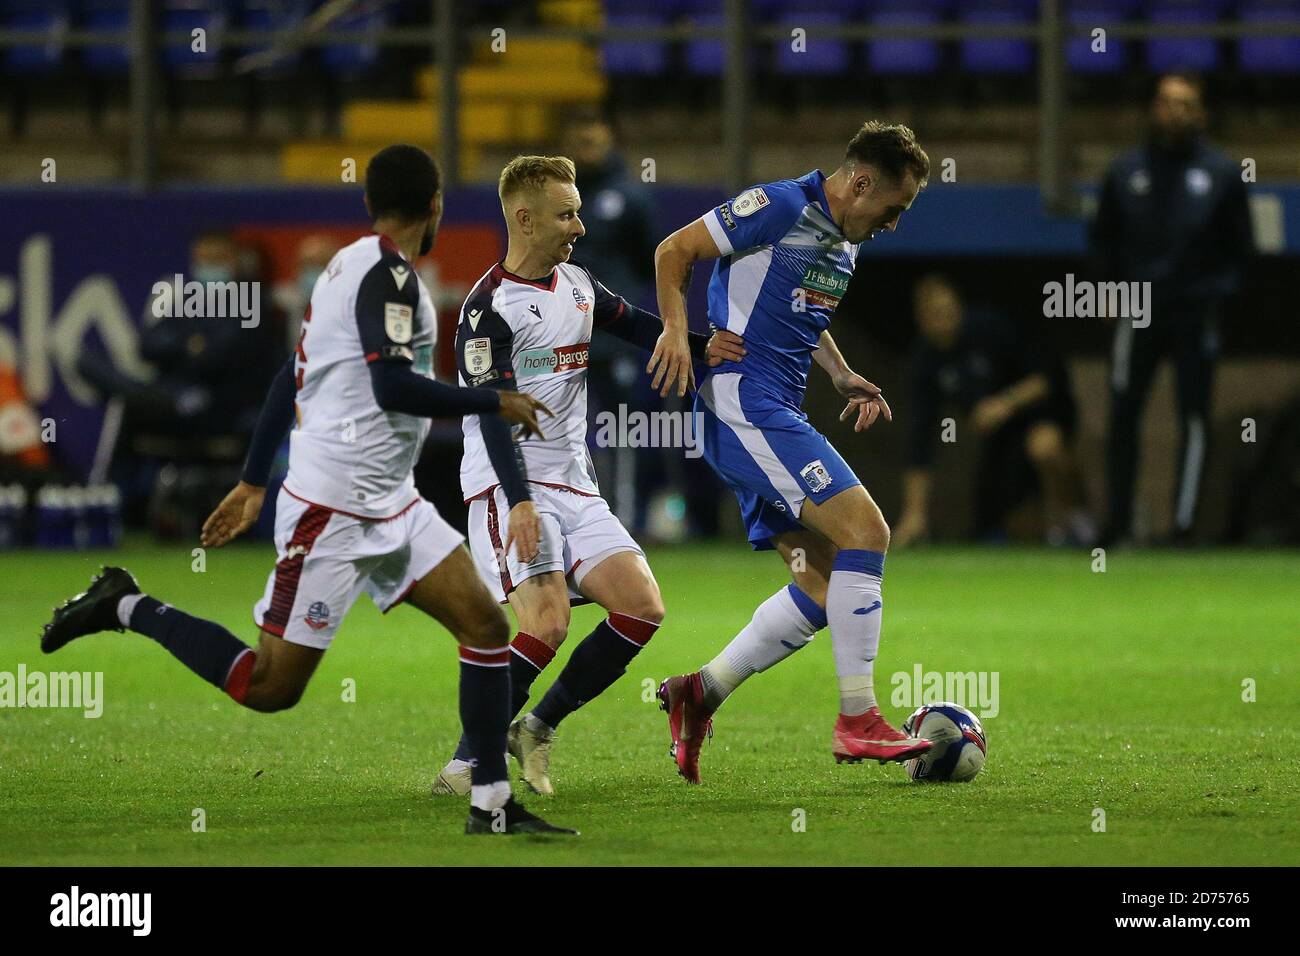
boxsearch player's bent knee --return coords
[460,607,511,650]
[842,515,890,553]
[243,680,306,713]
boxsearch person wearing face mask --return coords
[275,234,341,351]
[1092,73,1254,546]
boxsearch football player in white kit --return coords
[41,145,575,836]
[432,156,744,796]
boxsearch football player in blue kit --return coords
[648,122,936,782]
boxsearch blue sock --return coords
[128,596,252,695]
[531,613,658,730]
[458,646,511,786]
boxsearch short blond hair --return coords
[498,155,576,206]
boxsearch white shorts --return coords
[466,484,642,604]
[253,488,464,649]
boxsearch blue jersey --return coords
[702,170,857,406]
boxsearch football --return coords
[901,703,988,783]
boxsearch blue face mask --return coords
[299,268,323,299]
[192,265,234,284]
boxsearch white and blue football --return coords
[901,702,987,782]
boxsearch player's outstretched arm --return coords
[815,330,892,433]
[200,356,296,547]
[651,218,723,397]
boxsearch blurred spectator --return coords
[77,230,283,526]
[0,362,51,475]
[897,275,1093,547]
[1092,73,1254,546]
[562,108,715,538]
[273,233,341,349]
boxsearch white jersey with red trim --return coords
[457,261,625,502]
[284,234,437,519]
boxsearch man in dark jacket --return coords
[1092,73,1253,545]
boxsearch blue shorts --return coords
[695,372,861,550]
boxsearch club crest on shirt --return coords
[304,601,331,631]
[732,187,769,218]
[384,302,413,343]
[800,459,832,494]
[464,336,492,375]
[572,287,590,312]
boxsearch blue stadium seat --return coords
[3,1,70,75]
[320,3,392,78]
[237,0,309,75]
[1238,0,1300,74]
[1143,1,1221,73]
[602,12,669,76]
[163,1,228,74]
[864,1,948,76]
[958,3,1035,75]
[81,0,131,74]
[1066,1,1134,73]
[683,12,724,76]
[776,11,851,75]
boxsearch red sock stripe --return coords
[460,645,510,667]
[510,632,555,671]
[224,648,256,704]
[263,505,332,635]
[608,612,659,647]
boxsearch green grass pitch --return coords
[2,540,1297,866]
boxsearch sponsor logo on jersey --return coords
[732,187,769,218]
[718,202,738,230]
[517,343,590,378]
[800,459,832,493]
[304,601,331,631]
[527,303,543,320]
[384,302,413,343]
[467,307,483,330]
[572,287,590,312]
[464,336,492,375]
[798,265,850,309]
[389,264,410,290]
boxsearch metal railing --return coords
[1,0,1298,207]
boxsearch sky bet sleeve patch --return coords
[732,187,770,217]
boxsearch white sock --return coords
[116,593,144,628]
[827,549,886,717]
[470,780,511,812]
[700,585,826,709]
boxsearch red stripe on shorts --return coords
[261,504,332,635]
[484,493,514,596]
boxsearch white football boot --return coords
[430,758,472,796]
[509,715,556,796]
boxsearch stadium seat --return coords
[601,12,669,76]
[236,0,309,75]
[864,1,948,76]
[775,11,852,75]
[1143,1,1222,73]
[958,2,1036,75]
[319,3,393,78]
[2,1,70,75]
[1238,1,1300,74]
[683,12,725,76]
[162,1,228,75]
[81,0,131,74]
[1065,0,1134,73]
